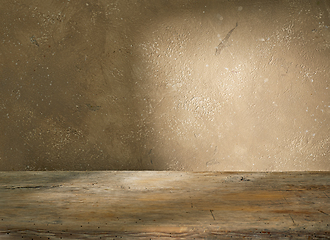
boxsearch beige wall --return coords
[1,0,329,171]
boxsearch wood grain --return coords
[0,172,329,239]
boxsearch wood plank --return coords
[0,172,329,239]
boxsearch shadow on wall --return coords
[0,0,329,171]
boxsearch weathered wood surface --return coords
[0,171,329,239]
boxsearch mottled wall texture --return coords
[0,0,329,171]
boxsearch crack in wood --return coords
[210,210,216,220]
[318,210,329,215]
[5,185,62,190]
[288,214,296,225]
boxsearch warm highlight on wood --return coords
[0,172,329,239]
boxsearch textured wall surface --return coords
[0,0,329,171]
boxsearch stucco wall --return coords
[1,0,329,171]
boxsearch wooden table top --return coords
[0,171,329,239]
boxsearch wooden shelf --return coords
[0,172,329,239]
